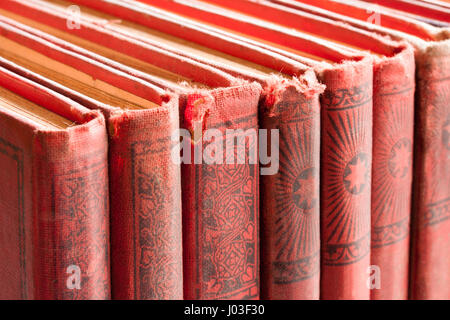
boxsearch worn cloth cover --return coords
[370,46,415,300]
[0,66,110,299]
[316,59,373,300]
[108,99,183,300]
[259,75,323,300]
[178,84,261,300]
[0,14,184,300]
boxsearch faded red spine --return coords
[410,51,450,300]
[370,47,415,300]
[319,61,373,300]
[260,81,322,300]
[32,126,110,299]
[0,66,110,300]
[182,85,261,300]
[109,101,184,300]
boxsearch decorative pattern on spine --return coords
[131,140,182,300]
[319,62,373,300]
[49,160,109,299]
[33,136,110,300]
[260,79,323,300]
[370,48,415,300]
[182,85,261,300]
[411,52,450,300]
[109,102,183,300]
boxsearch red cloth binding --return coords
[0,66,110,299]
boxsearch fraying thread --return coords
[185,94,212,142]
[263,74,324,117]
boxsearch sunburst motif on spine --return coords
[372,93,414,247]
[273,121,320,283]
[322,90,372,265]
[419,80,450,227]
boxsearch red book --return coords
[0,65,109,299]
[122,0,376,300]
[0,16,184,299]
[275,0,450,300]
[258,77,323,300]
[0,0,265,299]
[317,61,373,301]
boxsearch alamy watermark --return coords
[367,265,381,290]
[66,265,81,290]
[66,5,81,30]
[366,4,382,26]
[171,125,280,176]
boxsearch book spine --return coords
[181,84,261,300]
[370,47,416,300]
[0,106,37,299]
[259,75,323,299]
[32,114,110,299]
[410,47,450,300]
[108,100,184,300]
[319,59,373,300]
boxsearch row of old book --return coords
[0,0,448,300]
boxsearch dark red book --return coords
[0,65,109,299]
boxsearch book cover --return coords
[0,65,110,299]
[0,16,184,300]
